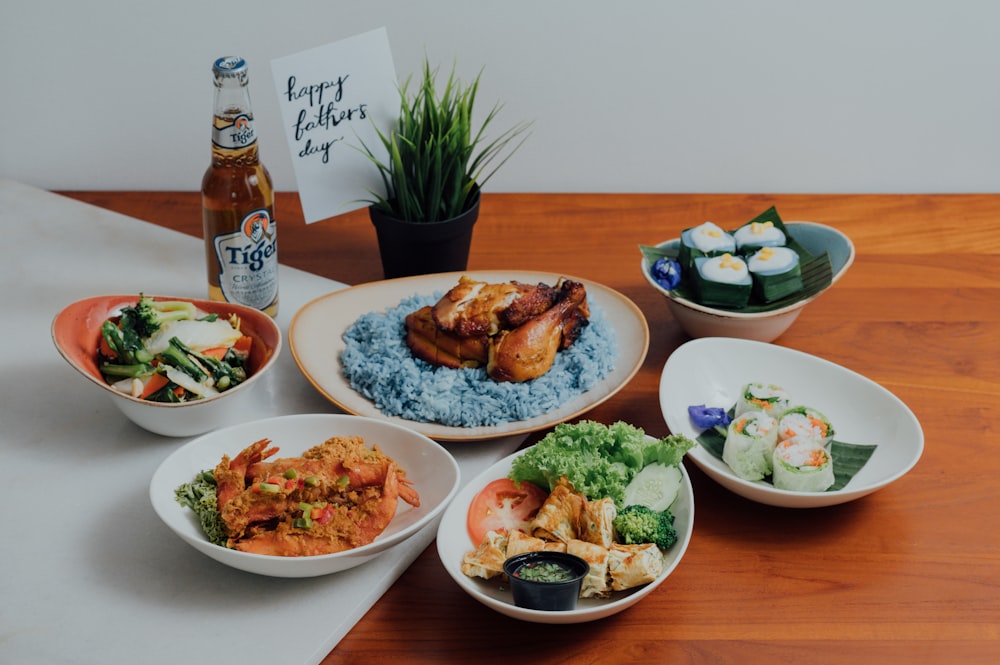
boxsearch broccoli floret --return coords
[613,504,678,550]
[101,295,196,367]
[120,294,197,338]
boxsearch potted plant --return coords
[359,57,530,278]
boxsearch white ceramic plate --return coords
[289,270,649,441]
[435,449,694,624]
[150,413,460,577]
[660,337,923,508]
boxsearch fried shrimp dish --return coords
[212,436,420,556]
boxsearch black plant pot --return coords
[369,193,480,280]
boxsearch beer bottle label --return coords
[211,209,279,310]
[212,114,257,150]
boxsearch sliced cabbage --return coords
[144,319,242,355]
[163,366,219,399]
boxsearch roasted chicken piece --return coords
[405,306,488,369]
[403,275,589,382]
[431,276,558,337]
[486,279,589,383]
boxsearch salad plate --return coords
[289,270,649,442]
[150,413,460,577]
[435,448,694,624]
[660,337,923,508]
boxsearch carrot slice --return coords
[232,335,253,356]
[203,336,252,360]
[140,372,170,399]
[99,334,117,359]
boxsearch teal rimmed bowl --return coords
[641,222,855,342]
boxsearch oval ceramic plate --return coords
[149,413,460,577]
[660,338,923,508]
[435,448,694,624]
[289,271,648,442]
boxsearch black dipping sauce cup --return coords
[503,551,590,611]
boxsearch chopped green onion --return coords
[258,482,280,493]
[284,468,298,480]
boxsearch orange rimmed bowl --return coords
[52,294,281,437]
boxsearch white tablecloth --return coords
[0,179,523,664]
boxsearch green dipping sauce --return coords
[513,560,576,583]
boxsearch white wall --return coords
[2,0,997,193]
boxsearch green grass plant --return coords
[360,58,531,223]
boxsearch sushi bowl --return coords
[641,221,855,342]
[659,337,923,508]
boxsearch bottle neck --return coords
[210,78,260,165]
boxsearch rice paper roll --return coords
[772,437,834,492]
[747,246,803,302]
[735,382,791,417]
[693,253,751,308]
[679,221,736,268]
[723,410,779,481]
[778,406,835,446]
[733,220,786,252]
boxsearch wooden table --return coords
[62,191,1000,664]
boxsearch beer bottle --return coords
[201,56,279,316]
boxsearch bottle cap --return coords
[212,56,248,79]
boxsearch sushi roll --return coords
[692,253,751,308]
[778,406,835,446]
[679,221,736,268]
[747,246,803,302]
[722,410,779,481]
[735,382,791,418]
[772,437,835,492]
[733,220,786,251]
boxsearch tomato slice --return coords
[466,478,548,546]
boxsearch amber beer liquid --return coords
[201,56,278,317]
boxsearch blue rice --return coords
[340,292,617,427]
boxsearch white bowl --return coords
[436,448,694,623]
[660,337,923,508]
[641,222,855,342]
[150,413,461,577]
[51,294,281,437]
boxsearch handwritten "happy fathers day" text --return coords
[284,74,367,163]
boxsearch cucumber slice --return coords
[623,463,682,512]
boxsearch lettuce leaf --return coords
[509,420,694,507]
